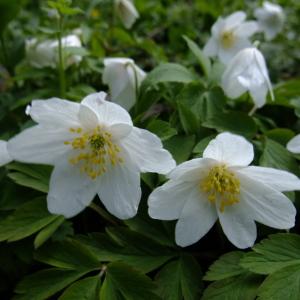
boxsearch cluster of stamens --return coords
[220,30,235,49]
[64,126,123,179]
[201,164,240,212]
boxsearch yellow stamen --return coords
[220,30,236,49]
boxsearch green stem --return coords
[89,202,119,225]
[57,14,66,98]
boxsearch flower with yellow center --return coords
[148,132,300,249]
[203,11,259,64]
[8,92,176,219]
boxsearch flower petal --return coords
[47,158,97,218]
[148,180,194,220]
[8,125,70,165]
[203,37,218,57]
[225,11,246,29]
[81,92,133,127]
[235,21,259,37]
[287,134,300,153]
[121,127,176,174]
[236,166,300,192]
[203,132,254,166]
[239,174,296,229]
[175,188,218,247]
[27,98,80,127]
[97,157,141,219]
[0,141,12,166]
[78,102,99,130]
[218,204,257,249]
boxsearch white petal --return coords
[0,141,12,166]
[175,188,218,247]
[236,166,300,192]
[235,21,259,37]
[48,158,97,218]
[78,102,99,130]
[218,203,257,249]
[203,37,218,57]
[225,11,246,30]
[98,158,141,219]
[8,125,70,165]
[148,180,195,220]
[116,0,139,29]
[109,123,133,140]
[81,92,133,127]
[248,82,268,108]
[27,98,80,127]
[203,132,254,166]
[239,174,296,229]
[287,134,300,153]
[121,127,176,174]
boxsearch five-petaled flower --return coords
[203,11,259,64]
[148,132,300,249]
[254,1,285,41]
[102,58,146,111]
[221,47,274,109]
[8,92,175,219]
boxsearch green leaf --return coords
[177,102,200,134]
[203,111,257,138]
[14,268,88,300]
[100,262,160,300]
[155,255,203,300]
[147,119,177,141]
[59,276,100,300]
[0,0,24,34]
[0,198,59,242]
[163,135,195,163]
[265,128,295,146]
[193,135,215,156]
[183,36,211,77]
[7,163,52,193]
[240,233,300,275]
[201,273,262,300]
[204,252,246,281]
[257,264,300,300]
[35,239,100,271]
[34,216,65,249]
[260,138,299,175]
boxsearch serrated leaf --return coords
[257,263,300,300]
[59,276,100,300]
[201,273,262,300]
[156,255,203,300]
[204,252,246,281]
[240,233,300,275]
[183,36,211,77]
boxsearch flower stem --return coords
[248,105,257,116]
[57,14,66,98]
[89,202,119,225]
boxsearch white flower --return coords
[221,47,274,108]
[254,1,285,41]
[102,58,146,110]
[148,132,300,249]
[203,11,259,64]
[115,0,139,29]
[0,141,12,166]
[8,92,175,219]
[26,34,82,69]
[287,134,300,153]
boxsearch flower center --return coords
[64,126,123,179]
[220,30,235,49]
[201,164,240,212]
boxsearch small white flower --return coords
[26,34,82,69]
[221,47,274,108]
[0,141,12,166]
[148,132,300,249]
[203,11,259,64]
[8,92,175,219]
[287,134,300,153]
[115,0,139,29]
[102,58,146,110]
[254,1,285,41]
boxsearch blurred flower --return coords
[115,0,139,29]
[0,141,12,166]
[254,1,285,41]
[203,11,259,64]
[287,135,300,153]
[8,92,175,219]
[26,34,82,69]
[148,132,300,249]
[221,47,274,108]
[103,58,146,110]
